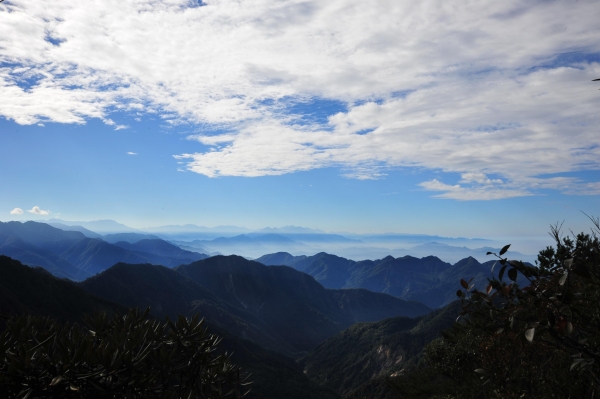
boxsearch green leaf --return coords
[486,251,493,255]
[498,265,508,281]
[490,261,497,273]
[567,322,573,335]
[570,358,584,371]
[525,328,535,343]
[559,271,568,286]
[474,368,486,374]
[499,244,511,256]
[460,279,469,289]
[508,268,518,282]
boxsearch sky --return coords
[1,0,599,241]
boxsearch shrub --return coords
[0,308,248,398]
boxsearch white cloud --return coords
[1,0,600,199]
[27,206,50,215]
[419,179,531,201]
[10,207,23,215]
[127,151,137,155]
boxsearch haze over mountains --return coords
[44,218,535,263]
[0,221,209,280]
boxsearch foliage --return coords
[0,308,247,398]
[390,219,600,399]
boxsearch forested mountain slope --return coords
[257,251,523,308]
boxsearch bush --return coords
[391,218,600,399]
[0,308,248,398]
[452,218,600,398]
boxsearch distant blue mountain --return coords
[48,222,103,239]
[0,221,209,280]
[47,218,139,234]
[112,239,208,264]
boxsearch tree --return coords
[0,308,249,398]
[451,217,600,398]
[389,219,600,399]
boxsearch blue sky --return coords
[1,0,599,241]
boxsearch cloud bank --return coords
[10,208,23,215]
[27,206,50,215]
[1,0,599,199]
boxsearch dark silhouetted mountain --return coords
[293,252,355,288]
[102,232,161,243]
[404,257,508,308]
[0,255,123,323]
[345,255,451,299]
[1,255,337,399]
[80,262,289,353]
[48,222,103,238]
[302,301,461,398]
[176,255,430,353]
[257,251,526,308]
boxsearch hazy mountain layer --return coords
[0,221,208,280]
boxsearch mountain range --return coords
[0,251,458,398]
[0,221,208,280]
[0,255,339,399]
[0,219,539,398]
[256,251,527,309]
[38,219,536,263]
[82,255,430,355]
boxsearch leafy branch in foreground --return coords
[453,218,600,398]
[0,308,249,398]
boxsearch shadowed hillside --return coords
[0,255,124,323]
[301,301,462,398]
[176,255,431,353]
